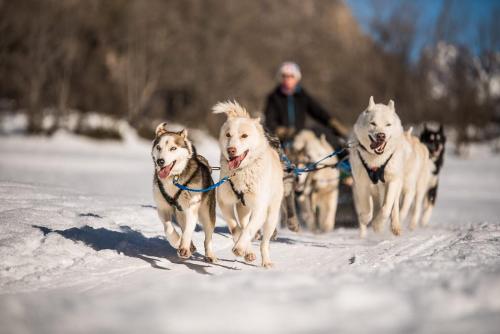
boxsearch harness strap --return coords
[228,179,246,206]
[156,161,200,212]
[357,150,394,185]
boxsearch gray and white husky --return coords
[213,101,284,268]
[151,123,217,262]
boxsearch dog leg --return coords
[283,177,300,232]
[409,181,427,230]
[373,180,402,235]
[261,201,281,268]
[177,205,199,259]
[236,203,256,262]
[199,204,217,263]
[159,211,181,248]
[352,183,372,238]
[399,188,415,223]
[232,206,266,258]
[390,187,402,236]
[218,198,241,243]
[319,189,339,233]
[421,195,433,227]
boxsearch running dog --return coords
[350,96,409,237]
[292,130,340,232]
[419,124,446,226]
[213,101,284,268]
[400,129,433,230]
[152,123,217,262]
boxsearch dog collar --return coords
[357,150,394,185]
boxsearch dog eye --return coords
[170,147,177,151]
[241,134,248,139]
[370,122,376,126]
[156,145,161,151]
[386,123,391,127]
[225,133,231,138]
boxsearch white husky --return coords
[293,130,340,232]
[213,101,284,268]
[350,96,410,237]
[400,129,432,230]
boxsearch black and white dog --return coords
[419,124,446,226]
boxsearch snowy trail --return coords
[1,134,500,333]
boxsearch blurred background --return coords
[0,0,499,150]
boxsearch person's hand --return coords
[275,126,295,140]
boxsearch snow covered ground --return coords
[1,132,499,334]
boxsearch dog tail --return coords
[212,100,249,118]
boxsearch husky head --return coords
[152,122,193,179]
[420,123,446,158]
[353,96,403,155]
[213,101,266,170]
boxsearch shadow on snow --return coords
[32,224,237,275]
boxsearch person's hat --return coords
[277,61,301,81]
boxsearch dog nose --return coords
[376,132,386,141]
[157,158,165,166]
[227,147,237,157]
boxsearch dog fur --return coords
[151,123,217,262]
[419,124,446,226]
[400,129,433,230]
[292,130,340,232]
[213,101,284,268]
[350,96,410,237]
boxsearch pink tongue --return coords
[370,139,384,150]
[228,156,243,170]
[158,163,174,179]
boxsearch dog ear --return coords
[155,122,168,138]
[368,96,375,109]
[388,99,395,110]
[179,129,188,139]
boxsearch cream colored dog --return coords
[400,129,432,230]
[213,101,284,268]
[293,130,340,232]
[350,96,410,237]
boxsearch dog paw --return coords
[232,246,245,257]
[391,224,402,236]
[408,222,417,231]
[204,255,218,264]
[177,247,191,259]
[287,217,300,232]
[359,228,367,239]
[244,252,256,262]
[262,261,274,269]
[190,242,197,254]
[372,222,383,233]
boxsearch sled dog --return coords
[292,130,340,232]
[152,123,217,262]
[400,129,433,230]
[213,101,284,268]
[419,124,446,226]
[350,96,409,237]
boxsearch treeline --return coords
[0,0,498,138]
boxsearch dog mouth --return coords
[158,161,176,179]
[228,150,249,170]
[369,135,387,155]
